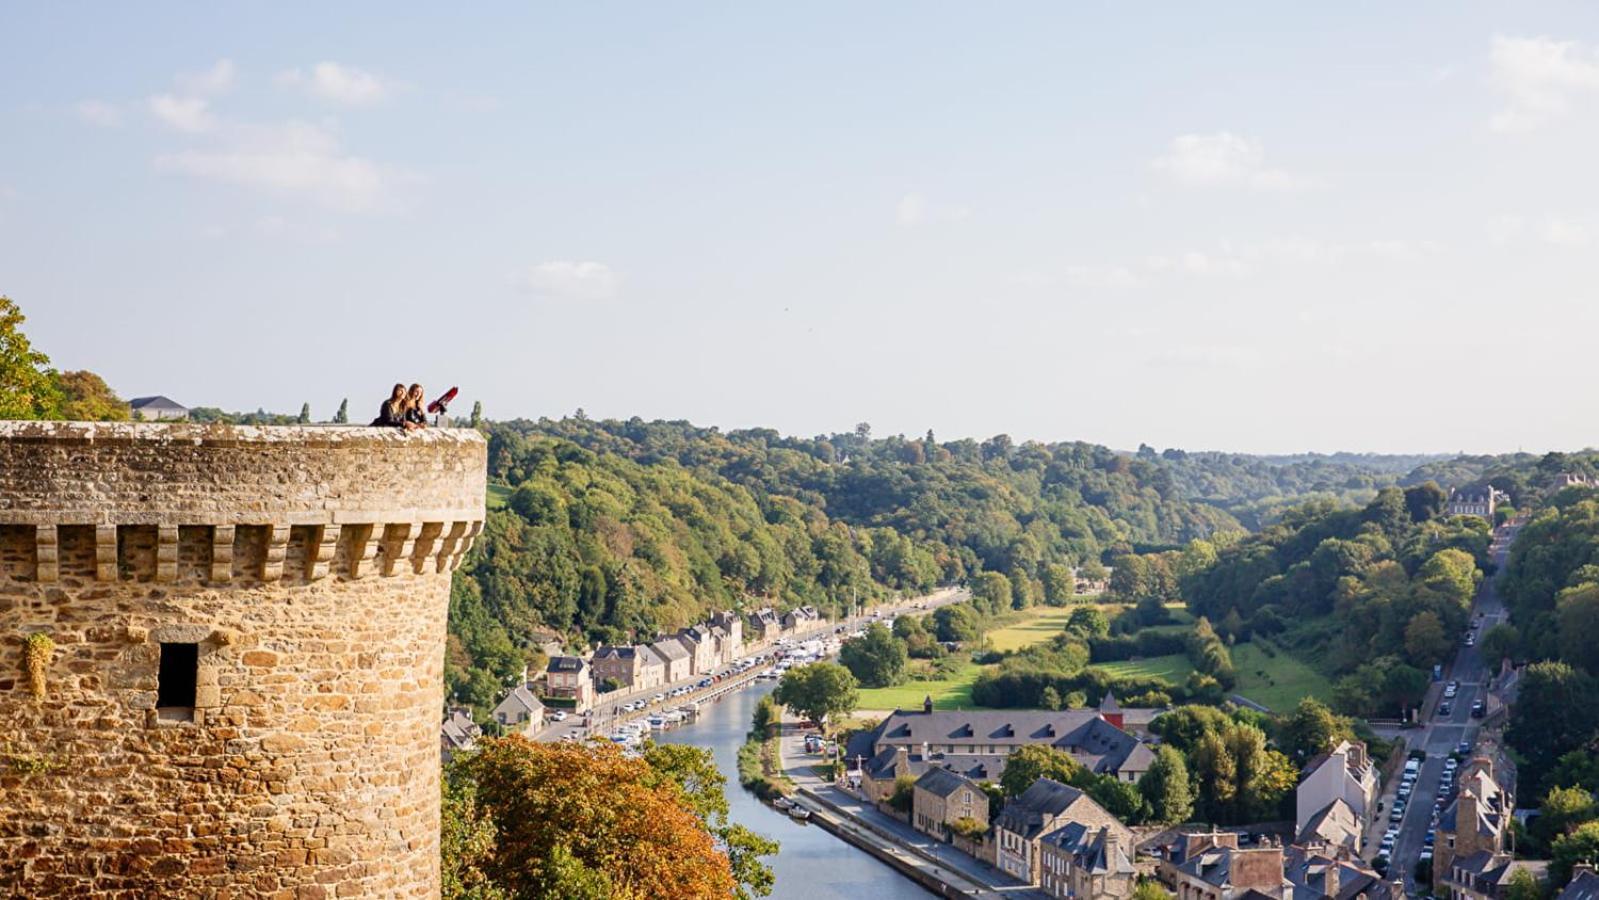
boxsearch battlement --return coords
[0,421,486,896]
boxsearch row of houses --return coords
[441,604,831,753]
[843,695,1160,899]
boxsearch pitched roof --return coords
[546,655,586,673]
[914,767,979,799]
[1296,798,1361,851]
[870,708,1153,776]
[129,395,187,410]
[1284,846,1388,900]
[995,778,1092,841]
[651,639,689,662]
[1560,870,1599,900]
[1040,822,1134,875]
[440,708,481,749]
[493,684,543,719]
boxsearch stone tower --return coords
[0,422,486,896]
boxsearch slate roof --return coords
[1039,822,1134,875]
[914,767,980,799]
[650,640,689,663]
[1296,798,1361,851]
[129,395,187,411]
[994,778,1089,841]
[1560,870,1599,900]
[1284,846,1391,900]
[863,708,1154,777]
[859,746,1009,785]
[493,684,543,720]
[546,655,586,673]
[440,708,481,750]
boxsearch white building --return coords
[1295,740,1379,843]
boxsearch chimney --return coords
[1103,828,1123,871]
[1324,862,1340,899]
[894,745,910,777]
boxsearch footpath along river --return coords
[658,680,934,899]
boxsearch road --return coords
[1385,520,1520,892]
[535,587,970,743]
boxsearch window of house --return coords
[157,642,199,718]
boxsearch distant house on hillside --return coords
[492,684,545,738]
[1447,488,1505,519]
[129,396,189,421]
[440,707,482,763]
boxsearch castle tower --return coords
[0,422,486,896]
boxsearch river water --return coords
[657,681,934,899]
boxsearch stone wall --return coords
[0,423,486,898]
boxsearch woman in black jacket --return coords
[370,384,410,428]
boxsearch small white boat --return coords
[787,807,811,821]
[772,797,793,810]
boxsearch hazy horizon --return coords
[4,3,1598,455]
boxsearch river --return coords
[657,681,934,899]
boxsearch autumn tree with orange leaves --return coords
[451,736,776,899]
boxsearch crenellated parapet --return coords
[0,422,486,898]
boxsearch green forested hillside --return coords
[445,418,1243,710]
[1143,449,1409,529]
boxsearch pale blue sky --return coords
[2,3,1597,453]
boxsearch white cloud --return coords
[517,261,619,300]
[1152,132,1309,191]
[1145,249,1252,277]
[895,192,970,226]
[1489,36,1599,132]
[149,94,215,133]
[1061,265,1141,290]
[175,59,237,97]
[155,120,409,213]
[74,100,123,127]
[1543,217,1592,247]
[277,62,389,106]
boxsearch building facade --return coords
[994,778,1127,885]
[911,768,988,841]
[545,655,593,710]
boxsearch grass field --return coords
[855,661,983,711]
[486,483,511,510]
[1089,653,1195,684]
[985,607,1076,652]
[1231,641,1326,712]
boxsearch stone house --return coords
[781,605,822,634]
[592,645,665,693]
[1559,868,1599,900]
[911,768,988,841]
[1160,832,1397,900]
[1435,759,1523,898]
[649,639,691,684]
[710,610,744,660]
[1038,822,1135,900]
[544,655,593,710]
[1447,488,1505,519]
[1295,740,1379,844]
[746,607,780,645]
[676,625,718,675]
[440,707,482,763]
[994,778,1127,885]
[491,683,544,737]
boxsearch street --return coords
[1385,519,1519,893]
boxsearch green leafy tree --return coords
[1559,584,1599,676]
[774,662,859,728]
[333,398,349,424]
[1133,879,1174,900]
[1000,745,1083,798]
[1535,786,1598,846]
[1139,745,1195,824]
[1403,611,1451,667]
[1039,685,1063,711]
[1503,867,1544,900]
[297,402,311,424]
[0,296,61,419]
[1510,662,1599,794]
[1553,820,1599,887]
[441,768,509,900]
[1481,623,1521,665]
[972,571,1013,615]
[470,400,483,428]
[1066,606,1110,638]
[933,603,981,643]
[1277,697,1355,762]
[838,623,908,688]
[54,370,128,421]
[1041,564,1076,605]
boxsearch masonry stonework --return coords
[0,422,486,898]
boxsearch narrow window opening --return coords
[158,642,199,716]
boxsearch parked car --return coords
[1439,701,1453,717]
[1472,699,1486,718]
